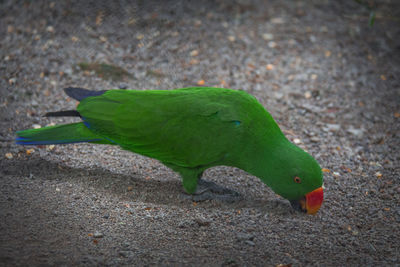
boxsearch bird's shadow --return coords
[2,157,294,215]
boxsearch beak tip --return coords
[289,187,324,215]
[305,187,324,215]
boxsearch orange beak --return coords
[303,186,324,214]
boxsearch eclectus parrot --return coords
[16,87,323,214]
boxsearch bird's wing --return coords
[77,87,250,168]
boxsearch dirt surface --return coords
[1,0,399,266]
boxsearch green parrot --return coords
[16,87,323,214]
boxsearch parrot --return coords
[16,87,323,214]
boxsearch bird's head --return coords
[260,141,324,215]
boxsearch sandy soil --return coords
[1,0,399,266]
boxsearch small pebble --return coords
[325,50,332,57]
[94,231,104,238]
[310,136,320,143]
[99,36,107,42]
[46,26,54,33]
[262,33,274,40]
[274,92,284,100]
[347,127,364,138]
[293,138,301,144]
[190,50,199,57]
[197,80,205,86]
[8,78,16,85]
[26,149,35,155]
[266,64,274,70]
[271,17,284,24]
[64,68,73,76]
[31,100,38,107]
[324,124,340,132]
[268,41,277,48]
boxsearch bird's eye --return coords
[294,176,301,183]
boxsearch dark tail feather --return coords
[45,110,81,117]
[45,87,108,117]
[64,87,107,101]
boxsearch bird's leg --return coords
[180,169,200,194]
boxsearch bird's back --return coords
[77,87,281,169]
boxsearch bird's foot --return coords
[182,179,242,203]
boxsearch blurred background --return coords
[1,0,399,266]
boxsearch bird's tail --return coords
[16,122,109,145]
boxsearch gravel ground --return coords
[1,0,399,266]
